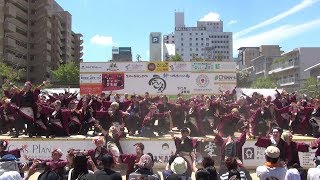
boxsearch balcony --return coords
[5,4,16,17]
[4,21,16,32]
[7,17,27,30]
[9,0,28,11]
[4,37,16,48]
[278,77,300,86]
[269,60,299,74]
[4,53,27,67]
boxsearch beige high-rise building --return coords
[0,0,83,83]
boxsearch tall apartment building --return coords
[0,0,83,83]
[169,12,232,61]
[268,47,320,92]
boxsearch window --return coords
[196,48,198,51]
[176,48,179,51]
[189,33,192,35]
[189,38,192,40]
[190,48,192,51]
[196,33,198,35]
[181,33,183,35]
[196,43,198,46]
[181,38,184,41]
[206,38,209,41]
[206,43,209,46]
[201,33,203,35]
[181,48,184,51]
[201,38,204,40]
[172,41,174,43]
[196,38,198,41]
[181,43,183,46]
[201,43,204,46]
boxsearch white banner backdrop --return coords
[6,139,316,168]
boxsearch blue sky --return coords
[56,0,320,62]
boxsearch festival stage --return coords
[0,131,317,169]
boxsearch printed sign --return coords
[102,73,124,91]
[213,62,237,72]
[80,84,102,95]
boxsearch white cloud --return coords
[234,0,319,38]
[233,19,320,55]
[228,20,238,25]
[199,12,220,21]
[90,35,113,46]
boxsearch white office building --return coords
[172,12,233,61]
[163,33,175,60]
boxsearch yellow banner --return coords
[147,62,169,72]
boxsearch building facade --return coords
[161,12,233,61]
[267,47,320,92]
[0,0,83,83]
[112,47,132,62]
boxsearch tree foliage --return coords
[51,61,79,84]
[170,54,183,62]
[0,62,23,83]
[251,75,278,89]
[237,70,252,88]
[301,77,319,98]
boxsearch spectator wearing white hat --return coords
[256,146,287,180]
[166,156,192,180]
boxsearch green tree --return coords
[51,61,79,84]
[301,77,319,98]
[237,70,252,88]
[0,62,24,83]
[170,54,183,62]
[251,75,278,89]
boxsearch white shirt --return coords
[285,168,301,180]
[0,171,22,180]
[256,165,287,180]
[307,166,320,180]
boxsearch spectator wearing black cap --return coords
[93,154,122,180]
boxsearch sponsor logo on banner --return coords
[169,62,190,71]
[192,62,215,71]
[147,62,169,72]
[214,74,237,82]
[102,73,124,91]
[80,74,102,83]
[80,63,108,72]
[149,75,166,93]
[244,147,255,159]
[80,84,102,95]
[107,63,119,71]
[125,63,145,72]
[196,74,209,87]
